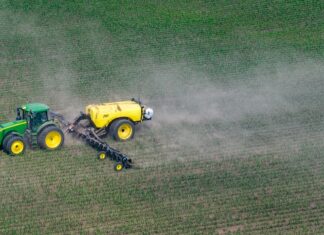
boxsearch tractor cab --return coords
[17,103,50,131]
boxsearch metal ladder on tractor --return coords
[25,129,38,149]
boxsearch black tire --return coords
[2,134,14,152]
[6,135,26,156]
[97,151,107,160]
[110,119,135,141]
[37,126,64,150]
[109,121,119,136]
[114,162,124,172]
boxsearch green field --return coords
[1,0,324,234]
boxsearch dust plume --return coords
[138,59,324,162]
[4,11,88,145]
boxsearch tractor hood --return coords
[0,120,28,144]
[0,120,27,130]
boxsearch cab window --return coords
[31,111,48,130]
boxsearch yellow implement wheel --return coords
[38,126,64,150]
[114,162,124,172]
[117,123,133,140]
[111,119,135,141]
[97,151,107,160]
[6,135,26,156]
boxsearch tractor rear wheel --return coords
[110,119,135,141]
[38,126,64,150]
[5,135,26,156]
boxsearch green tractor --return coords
[0,103,64,156]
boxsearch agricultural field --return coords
[0,0,324,234]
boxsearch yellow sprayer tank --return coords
[86,101,142,128]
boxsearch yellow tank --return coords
[86,100,142,128]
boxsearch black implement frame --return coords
[49,111,132,170]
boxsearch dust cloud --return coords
[139,59,324,161]
[38,53,324,159]
[147,61,321,123]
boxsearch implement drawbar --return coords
[50,111,132,171]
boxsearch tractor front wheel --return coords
[38,126,64,150]
[2,134,14,153]
[110,119,135,141]
[5,135,26,156]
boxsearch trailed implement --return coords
[51,98,153,171]
[51,111,133,171]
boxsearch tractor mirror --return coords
[16,108,22,120]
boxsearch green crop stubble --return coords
[1,145,323,233]
[0,0,324,234]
